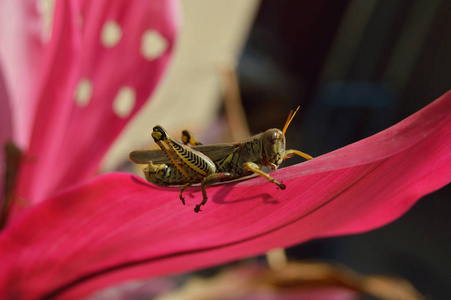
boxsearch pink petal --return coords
[0,0,45,149]
[1,91,450,299]
[15,0,179,208]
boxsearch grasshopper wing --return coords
[129,143,237,165]
[191,143,237,162]
[129,149,170,164]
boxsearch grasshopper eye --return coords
[262,129,282,145]
[265,130,279,144]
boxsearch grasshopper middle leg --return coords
[194,172,235,213]
[179,183,193,205]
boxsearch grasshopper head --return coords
[262,106,300,169]
[262,129,286,169]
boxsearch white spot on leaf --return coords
[74,78,93,107]
[101,21,122,48]
[141,30,168,60]
[113,86,136,118]
[38,0,55,43]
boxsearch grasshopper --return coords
[129,107,312,212]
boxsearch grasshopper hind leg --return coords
[181,130,202,146]
[143,161,170,186]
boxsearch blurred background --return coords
[100,0,451,299]
[238,1,451,299]
[239,1,451,299]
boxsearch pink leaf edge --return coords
[1,91,450,299]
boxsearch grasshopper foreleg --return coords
[282,150,313,161]
[193,172,234,213]
[243,162,286,190]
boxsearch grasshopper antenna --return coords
[281,106,300,139]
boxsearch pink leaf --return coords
[1,91,450,299]
[15,0,178,207]
[0,0,45,149]
[0,60,12,204]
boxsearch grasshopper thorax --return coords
[261,128,286,169]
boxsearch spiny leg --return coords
[181,130,202,146]
[153,126,215,179]
[243,162,286,190]
[194,172,234,213]
[152,126,192,179]
[179,183,193,205]
[282,149,313,161]
[153,126,219,212]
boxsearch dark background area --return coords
[237,1,451,299]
